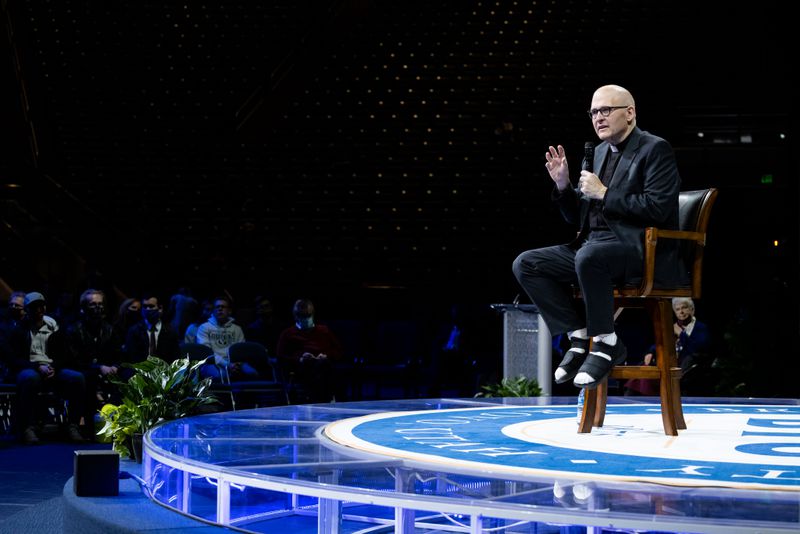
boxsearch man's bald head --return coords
[593,85,635,108]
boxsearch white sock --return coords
[592,332,617,346]
[574,332,619,385]
[569,328,588,340]
[574,372,593,385]
[556,330,588,382]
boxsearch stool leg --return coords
[653,299,680,436]
[672,374,687,430]
[658,378,679,436]
[594,379,608,427]
[578,388,597,433]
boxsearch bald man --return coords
[512,84,683,389]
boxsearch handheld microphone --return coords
[582,142,594,172]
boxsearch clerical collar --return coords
[609,135,631,154]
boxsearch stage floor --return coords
[143,396,800,533]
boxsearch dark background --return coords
[1,1,796,397]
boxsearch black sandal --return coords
[555,337,590,384]
[573,339,627,389]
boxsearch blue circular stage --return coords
[143,396,800,533]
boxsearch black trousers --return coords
[15,367,86,429]
[512,231,640,337]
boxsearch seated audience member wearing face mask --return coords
[276,299,343,403]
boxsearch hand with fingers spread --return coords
[544,145,571,191]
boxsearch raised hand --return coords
[544,145,571,191]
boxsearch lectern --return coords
[490,304,552,396]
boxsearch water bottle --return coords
[576,388,585,424]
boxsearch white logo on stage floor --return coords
[323,404,800,490]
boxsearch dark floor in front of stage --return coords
[0,431,110,526]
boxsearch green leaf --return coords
[96,355,221,458]
[474,375,542,398]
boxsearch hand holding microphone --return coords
[577,140,607,199]
[578,171,607,200]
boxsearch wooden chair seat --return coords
[578,188,718,436]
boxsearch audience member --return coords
[244,295,280,354]
[276,299,342,403]
[184,298,213,343]
[1,291,27,381]
[112,297,141,352]
[196,296,254,382]
[1,291,27,332]
[166,291,199,341]
[4,292,85,444]
[428,303,482,397]
[124,292,181,365]
[60,289,123,421]
[625,297,711,396]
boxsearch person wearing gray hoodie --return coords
[196,296,255,382]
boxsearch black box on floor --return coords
[73,450,120,497]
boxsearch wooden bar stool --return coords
[578,188,718,436]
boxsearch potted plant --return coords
[97,356,220,460]
[475,375,542,398]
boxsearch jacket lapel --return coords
[608,128,642,189]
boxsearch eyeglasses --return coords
[587,106,629,119]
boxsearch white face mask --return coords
[296,317,315,330]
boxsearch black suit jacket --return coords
[123,321,181,363]
[555,127,683,285]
